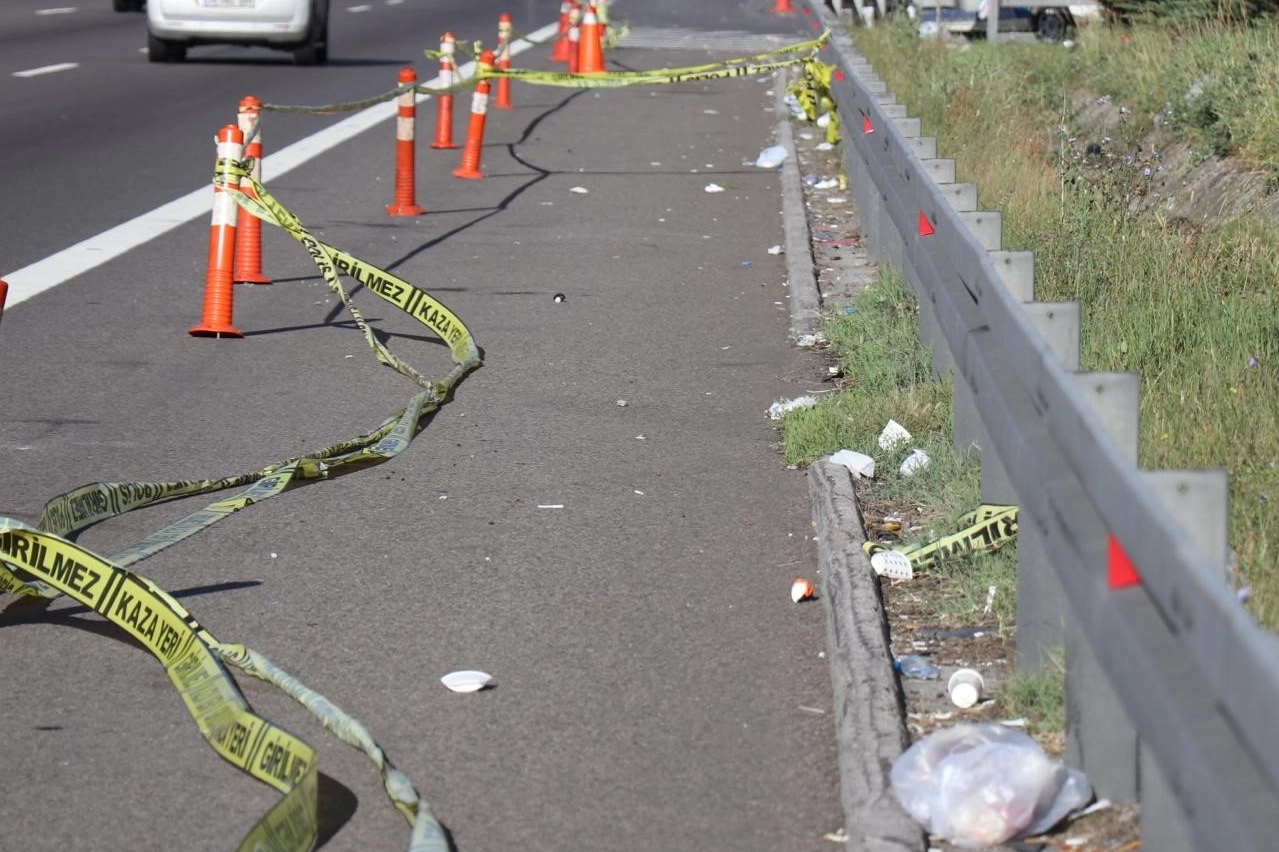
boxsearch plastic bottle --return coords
[895,654,941,680]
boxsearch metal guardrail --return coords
[803,3,1279,848]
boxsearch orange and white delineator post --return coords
[430,32,458,149]
[577,4,605,74]
[551,1,572,63]
[190,125,245,338]
[773,0,797,12]
[233,95,271,285]
[387,66,425,216]
[453,50,495,180]
[566,2,582,75]
[495,13,514,110]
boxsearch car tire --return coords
[147,31,186,62]
[113,0,145,10]
[292,0,330,65]
[1034,8,1069,41]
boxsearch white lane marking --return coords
[5,22,558,308]
[348,4,373,11]
[386,0,404,5]
[12,62,79,78]
[36,7,79,15]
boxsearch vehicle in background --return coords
[913,1,1093,41]
[144,0,330,65]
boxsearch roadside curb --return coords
[775,75,823,342]
[808,461,926,852]
[775,43,928,852]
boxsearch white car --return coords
[143,0,330,65]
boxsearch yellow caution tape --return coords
[863,504,1018,571]
[2,163,477,851]
[476,31,830,89]
[262,31,826,116]
[788,56,840,144]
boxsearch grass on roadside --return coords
[778,270,1018,627]
[851,14,1279,628]
[999,652,1068,740]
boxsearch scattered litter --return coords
[947,668,985,709]
[799,705,826,715]
[1063,838,1088,847]
[816,141,834,151]
[704,108,719,115]
[754,144,790,168]
[878,419,912,451]
[871,550,913,581]
[840,305,857,315]
[441,670,493,693]
[767,244,783,255]
[635,434,646,440]
[795,332,827,348]
[740,261,752,267]
[1074,799,1112,819]
[615,399,628,407]
[895,654,940,680]
[900,448,930,476]
[918,627,988,641]
[817,112,832,128]
[825,196,847,204]
[803,173,820,185]
[1000,718,1029,728]
[891,723,1092,847]
[982,584,998,615]
[791,577,816,602]
[634,489,644,496]
[704,183,725,193]
[270,552,278,559]
[814,177,840,189]
[829,449,876,479]
[822,828,849,843]
[537,504,565,509]
[569,186,589,194]
[767,395,818,420]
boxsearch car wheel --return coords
[147,31,186,62]
[113,0,144,10]
[293,0,330,65]
[1034,8,1069,41]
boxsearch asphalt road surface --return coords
[1,1,846,850]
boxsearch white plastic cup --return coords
[947,668,984,708]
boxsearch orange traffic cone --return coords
[566,2,582,74]
[0,278,8,328]
[191,125,245,338]
[773,0,796,12]
[387,66,426,215]
[551,1,572,62]
[453,51,495,180]
[431,33,458,149]
[577,4,605,74]
[233,95,271,285]
[495,13,514,109]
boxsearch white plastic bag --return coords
[890,723,1092,847]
